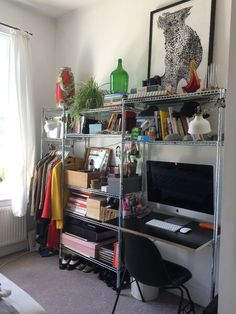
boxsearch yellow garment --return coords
[51,157,84,229]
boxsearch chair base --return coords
[112,274,196,314]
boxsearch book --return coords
[177,118,185,137]
[180,116,189,135]
[159,110,169,140]
[172,117,179,134]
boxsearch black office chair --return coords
[112,232,195,314]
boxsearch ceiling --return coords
[9,0,98,18]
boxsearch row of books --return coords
[153,109,200,140]
[106,113,122,132]
[66,190,94,216]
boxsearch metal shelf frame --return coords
[41,88,225,298]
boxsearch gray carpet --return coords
[0,252,203,314]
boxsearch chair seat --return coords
[164,260,192,287]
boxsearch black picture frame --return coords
[147,0,216,90]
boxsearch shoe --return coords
[82,264,94,273]
[98,270,108,281]
[59,255,71,270]
[93,265,101,274]
[0,284,11,298]
[76,263,86,271]
[67,255,80,270]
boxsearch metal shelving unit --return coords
[124,88,226,300]
[41,88,225,298]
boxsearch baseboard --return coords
[0,240,28,257]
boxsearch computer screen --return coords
[146,160,214,222]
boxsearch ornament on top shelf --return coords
[56,67,75,108]
[182,59,201,93]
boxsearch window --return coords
[0,31,10,199]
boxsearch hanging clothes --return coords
[29,153,84,255]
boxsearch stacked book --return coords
[66,190,93,216]
[128,85,168,99]
[103,93,125,107]
[97,243,115,266]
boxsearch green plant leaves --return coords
[69,77,104,120]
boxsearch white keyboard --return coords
[145,219,182,232]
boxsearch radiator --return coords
[0,206,27,247]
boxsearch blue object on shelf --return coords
[89,124,102,134]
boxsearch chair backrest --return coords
[124,232,172,287]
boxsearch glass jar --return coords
[110,58,129,94]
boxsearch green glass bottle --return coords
[110,58,129,94]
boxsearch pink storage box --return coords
[61,233,116,258]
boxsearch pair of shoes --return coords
[67,256,80,270]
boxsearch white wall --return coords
[218,0,236,313]
[0,0,56,158]
[56,0,230,87]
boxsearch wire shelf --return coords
[66,184,120,199]
[66,133,122,139]
[124,88,226,106]
[65,210,118,231]
[61,245,118,273]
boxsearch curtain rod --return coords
[0,22,33,36]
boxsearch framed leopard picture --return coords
[147,0,216,92]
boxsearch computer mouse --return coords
[179,227,192,234]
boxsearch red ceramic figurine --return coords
[56,67,75,107]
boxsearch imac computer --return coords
[146,160,214,223]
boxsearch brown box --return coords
[86,196,107,220]
[65,170,101,189]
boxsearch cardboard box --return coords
[86,196,107,220]
[65,170,101,189]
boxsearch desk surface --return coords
[105,212,214,252]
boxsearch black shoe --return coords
[59,255,71,270]
[82,264,94,273]
[76,263,86,271]
[98,270,108,281]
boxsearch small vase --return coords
[110,58,129,94]
[56,67,75,108]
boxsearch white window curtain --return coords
[5,30,35,217]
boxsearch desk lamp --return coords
[188,106,211,135]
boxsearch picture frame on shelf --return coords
[84,147,112,171]
[147,0,216,92]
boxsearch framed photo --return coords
[147,0,216,91]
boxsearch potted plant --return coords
[69,77,104,120]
